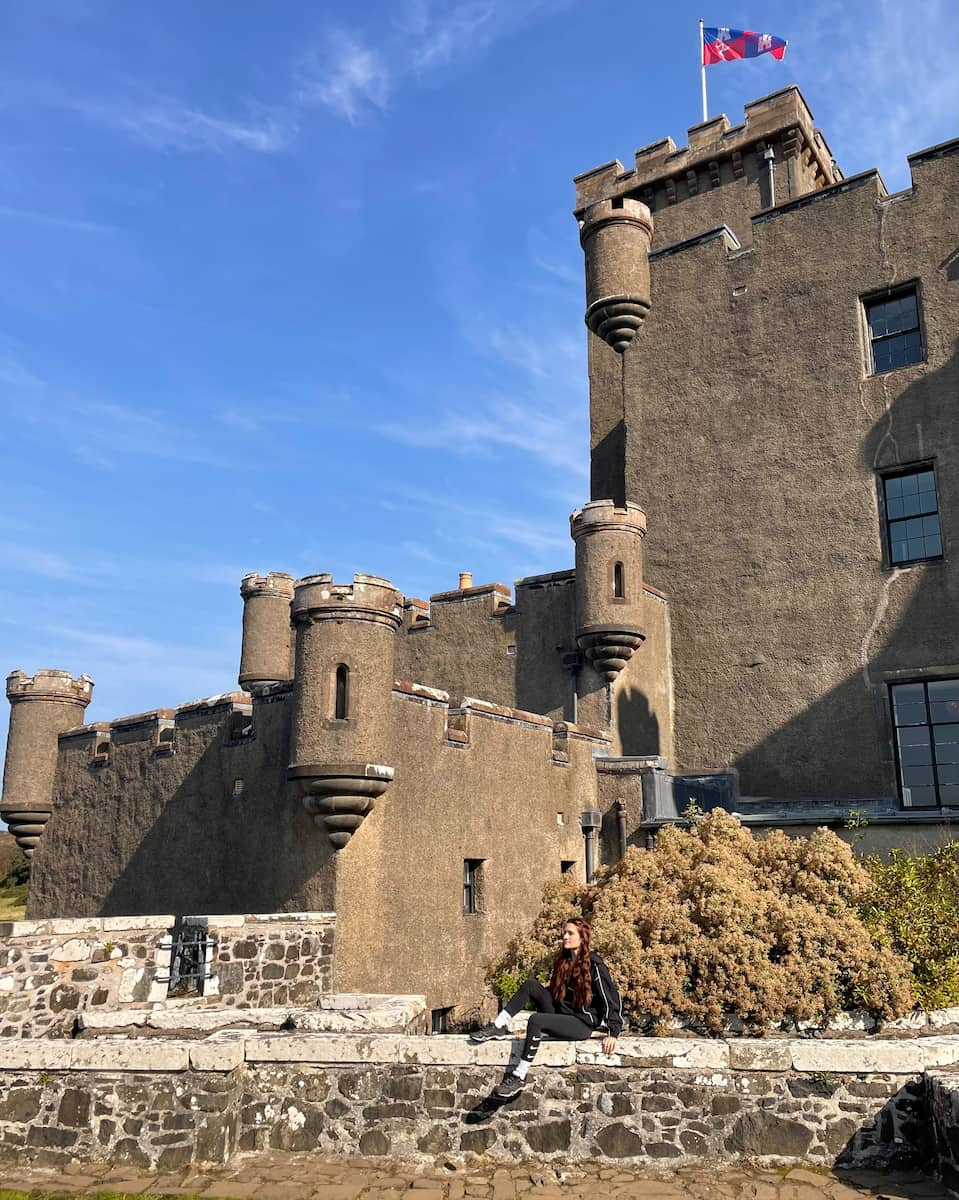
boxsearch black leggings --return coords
[504,976,595,1064]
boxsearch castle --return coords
[3,87,958,1019]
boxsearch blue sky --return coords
[1,0,956,758]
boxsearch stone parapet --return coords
[292,573,403,630]
[573,86,839,215]
[391,684,610,753]
[37,1030,958,1073]
[0,1033,955,1171]
[5,669,94,705]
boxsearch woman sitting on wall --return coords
[470,917,622,1097]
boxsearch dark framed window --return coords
[890,679,959,808]
[881,467,942,565]
[613,561,625,599]
[431,1006,453,1034]
[865,286,923,373]
[463,859,484,914]
[334,664,350,719]
[560,859,576,875]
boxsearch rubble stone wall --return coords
[0,1033,954,1174]
[0,913,334,1037]
[928,1070,959,1193]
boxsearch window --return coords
[334,664,350,719]
[890,679,959,808]
[865,286,923,373]
[463,859,484,914]
[431,1006,453,1034]
[613,561,625,599]
[882,467,942,565]
[560,860,576,875]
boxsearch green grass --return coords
[0,883,28,921]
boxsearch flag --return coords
[703,27,787,65]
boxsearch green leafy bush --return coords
[489,810,914,1033]
[860,842,959,1011]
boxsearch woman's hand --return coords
[602,1036,618,1056]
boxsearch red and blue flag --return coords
[703,27,787,65]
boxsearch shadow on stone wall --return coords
[728,340,959,800]
[618,687,660,756]
[96,734,335,917]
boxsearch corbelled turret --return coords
[579,196,653,353]
[2,669,94,858]
[571,502,647,683]
[287,573,402,850]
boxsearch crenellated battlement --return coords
[6,669,94,705]
[392,680,609,759]
[292,573,403,630]
[240,571,295,600]
[570,500,647,539]
[59,692,253,760]
[574,86,839,218]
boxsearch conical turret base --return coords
[289,763,394,850]
[576,626,646,683]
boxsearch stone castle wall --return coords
[0,914,334,1038]
[27,681,614,1015]
[0,1032,954,1173]
[587,127,959,799]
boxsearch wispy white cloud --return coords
[41,625,235,707]
[0,206,115,235]
[0,542,75,580]
[297,34,390,124]
[68,94,294,155]
[299,0,566,124]
[793,0,956,189]
[375,395,588,477]
[409,2,498,70]
[4,357,234,470]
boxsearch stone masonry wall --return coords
[0,913,334,1038]
[0,1033,954,1173]
[929,1070,959,1194]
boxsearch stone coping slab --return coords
[79,995,428,1035]
[3,1032,956,1074]
[0,911,335,937]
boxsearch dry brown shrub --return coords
[489,810,913,1032]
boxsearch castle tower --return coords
[2,670,93,858]
[579,196,654,353]
[287,573,402,849]
[570,502,647,683]
[238,572,295,691]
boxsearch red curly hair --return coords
[548,918,592,1008]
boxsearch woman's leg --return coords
[519,1012,593,1065]
[502,977,555,1019]
[494,1012,592,1095]
[470,976,555,1042]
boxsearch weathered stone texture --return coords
[0,1061,941,1173]
[0,914,333,1037]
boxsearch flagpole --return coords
[699,20,708,123]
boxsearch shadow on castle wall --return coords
[90,728,335,918]
[730,338,959,801]
[618,686,660,756]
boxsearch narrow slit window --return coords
[463,859,484,914]
[334,664,350,719]
[613,561,625,599]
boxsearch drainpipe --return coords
[616,801,628,860]
[763,145,776,208]
[580,810,602,883]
